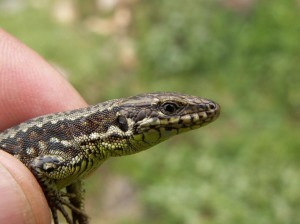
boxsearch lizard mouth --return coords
[135,101,220,134]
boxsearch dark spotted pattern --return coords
[0,92,220,224]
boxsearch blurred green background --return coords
[1,0,300,223]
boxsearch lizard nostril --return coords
[208,103,216,110]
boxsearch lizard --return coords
[0,92,220,224]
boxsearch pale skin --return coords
[0,29,87,224]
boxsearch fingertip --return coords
[0,29,87,130]
[0,151,51,224]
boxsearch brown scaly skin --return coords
[0,92,220,224]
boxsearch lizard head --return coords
[107,92,220,156]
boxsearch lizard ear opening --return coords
[116,115,129,132]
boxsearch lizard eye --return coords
[161,102,179,115]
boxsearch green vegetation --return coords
[1,0,299,223]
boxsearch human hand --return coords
[0,29,87,224]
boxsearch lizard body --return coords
[0,92,220,224]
